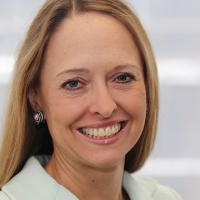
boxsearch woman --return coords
[0,0,182,199]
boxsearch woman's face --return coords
[34,12,146,169]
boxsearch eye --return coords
[116,73,135,83]
[67,81,80,88]
[62,80,82,90]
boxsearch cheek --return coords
[131,88,147,127]
[116,86,146,115]
[40,90,88,132]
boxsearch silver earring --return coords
[34,110,45,125]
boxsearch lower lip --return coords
[77,123,127,145]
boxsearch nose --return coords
[89,86,117,118]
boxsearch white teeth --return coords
[93,129,98,136]
[111,126,116,134]
[81,123,122,139]
[89,128,93,136]
[105,127,112,136]
[115,124,119,132]
[99,128,105,137]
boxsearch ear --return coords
[28,88,41,111]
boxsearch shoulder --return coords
[123,171,182,200]
[0,191,10,200]
[1,156,78,200]
[135,177,182,200]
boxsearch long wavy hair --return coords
[0,0,159,188]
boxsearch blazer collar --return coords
[123,171,155,200]
[2,156,154,200]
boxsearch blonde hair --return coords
[0,0,159,188]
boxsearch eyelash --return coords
[115,73,135,83]
[62,73,135,91]
[62,79,83,91]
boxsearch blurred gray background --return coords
[0,0,200,199]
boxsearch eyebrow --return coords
[56,64,140,78]
[114,64,140,71]
[56,68,90,77]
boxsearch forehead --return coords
[43,12,142,75]
[52,11,132,39]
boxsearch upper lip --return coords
[77,120,126,129]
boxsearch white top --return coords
[0,156,182,200]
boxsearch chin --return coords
[84,152,126,171]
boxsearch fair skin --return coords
[29,12,146,200]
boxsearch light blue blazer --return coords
[0,156,182,200]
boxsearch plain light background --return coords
[0,0,200,199]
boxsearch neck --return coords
[45,152,127,200]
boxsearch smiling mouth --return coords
[79,122,126,139]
